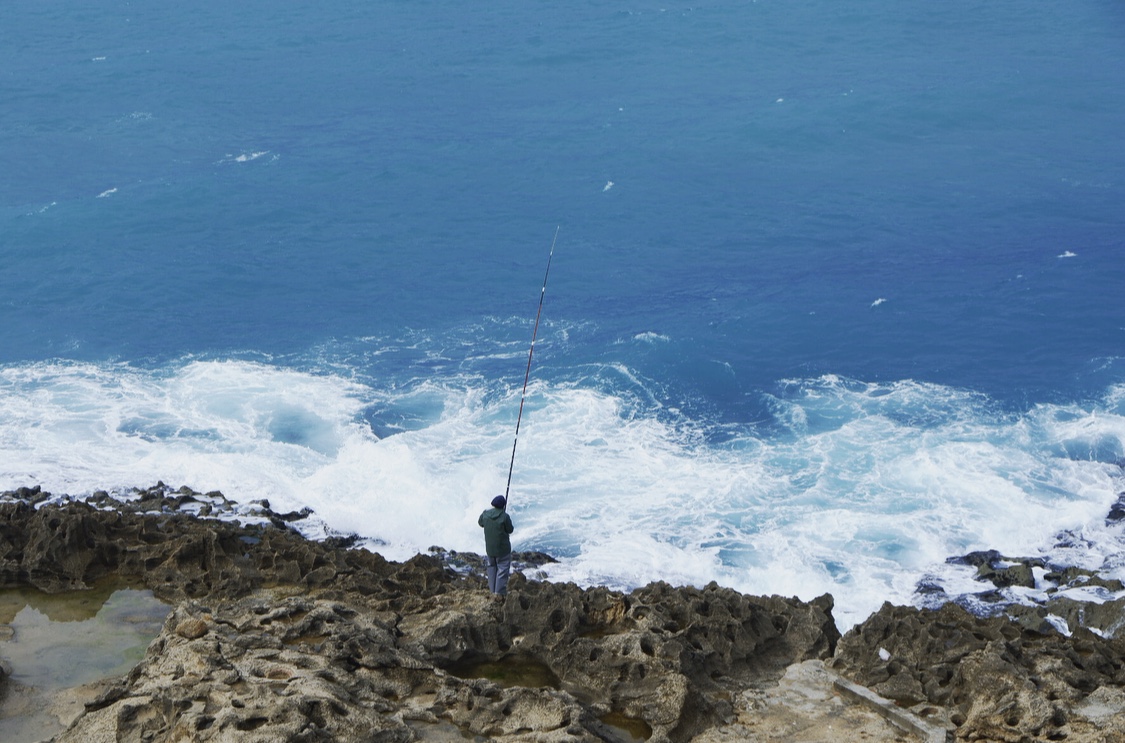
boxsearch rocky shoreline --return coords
[1,484,1124,742]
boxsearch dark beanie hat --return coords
[491,495,506,509]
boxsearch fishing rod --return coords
[504,226,560,503]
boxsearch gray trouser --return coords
[485,553,512,595]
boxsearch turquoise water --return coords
[2,1,1124,626]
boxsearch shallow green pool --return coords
[0,582,170,743]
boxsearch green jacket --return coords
[478,507,514,557]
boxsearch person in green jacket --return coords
[478,495,514,596]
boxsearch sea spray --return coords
[3,358,1122,628]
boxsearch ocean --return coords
[2,0,1124,628]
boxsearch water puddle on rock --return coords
[444,654,562,689]
[0,582,171,743]
[600,710,653,742]
[443,656,651,741]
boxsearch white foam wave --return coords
[1106,384,1125,413]
[219,151,273,164]
[1,362,1122,629]
[96,188,117,198]
[0,359,370,501]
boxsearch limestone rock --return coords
[1,498,841,743]
[9,491,1125,743]
[832,601,1125,742]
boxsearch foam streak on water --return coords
[2,359,1122,628]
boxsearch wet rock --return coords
[914,576,947,597]
[1046,565,1098,586]
[1043,596,1125,638]
[1055,530,1096,551]
[0,485,50,506]
[428,547,558,579]
[947,550,1046,591]
[1085,575,1125,592]
[947,549,1004,568]
[1106,492,1125,523]
[273,506,313,522]
[976,561,1036,589]
[1044,566,1125,593]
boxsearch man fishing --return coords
[478,495,514,597]
[483,228,555,600]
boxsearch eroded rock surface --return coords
[832,602,1125,742]
[6,486,1125,742]
[1,493,839,743]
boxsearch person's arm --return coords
[504,514,514,534]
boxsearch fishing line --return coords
[505,226,560,503]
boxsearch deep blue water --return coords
[2,0,1124,626]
